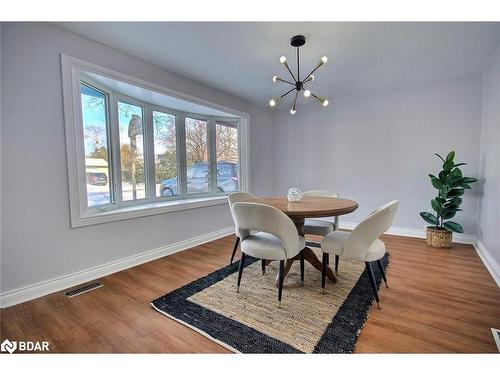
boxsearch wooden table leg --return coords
[274,218,337,287]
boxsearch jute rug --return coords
[152,249,389,353]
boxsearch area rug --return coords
[151,249,389,353]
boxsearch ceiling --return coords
[55,22,500,108]
[83,71,238,117]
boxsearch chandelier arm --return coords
[302,64,322,84]
[278,78,296,86]
[291,90,299,110]
[279,87,296,99]
[311,93,328,106]
[283,62,297,82]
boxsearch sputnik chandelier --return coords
[269,35,329,114]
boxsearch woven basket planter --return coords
[426,226,452,248]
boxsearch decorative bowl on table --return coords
[287,187,303,202]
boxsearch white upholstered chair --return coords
[232,202,304,307]
[303,190,339,266]
[228,192,257,265]
[320,200,399,309]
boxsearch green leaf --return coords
[438,171,447,183]
[447,188,465,198]
[462,177,478,184]
[446,151,455,163]
[442,209,457,219]
[460,183,472,189]
[430,176,443,190]
[420,212,438,225]
[451,168,462,177]
[431,198,443,213]
[436,197,446,204]
[435,153,446,163]
[451,197,462,207]
[443,221,464,233]
[454,163,467,168]
[443,160,454,171]
[448,176,463,187]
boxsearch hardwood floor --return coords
[1,234,499,353]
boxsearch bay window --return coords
[62,56,248,227]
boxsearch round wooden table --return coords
[248,196,359,286]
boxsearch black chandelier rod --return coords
[278,77,296,86]
[302,64,322,84]
[279,87,296,99]
[284,60,296,82]
[297,46,300,82]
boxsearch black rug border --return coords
[152,253,389,354]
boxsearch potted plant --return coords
[419,151,477,248]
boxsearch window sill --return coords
[73,196,229,228]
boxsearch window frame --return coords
[62,55,249,228]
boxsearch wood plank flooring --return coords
[1,234,499,353]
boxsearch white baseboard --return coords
[340,221,477,244]
[473,239,500,287]
[0,226,234,308]
[1,221,495,308]
[340,221,499,287]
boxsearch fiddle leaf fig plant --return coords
[419,151,477,233]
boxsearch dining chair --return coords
[320,200,399,309]
[228,192,257,265]
[303,191,339,261]
[232,202,304,308]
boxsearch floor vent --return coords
[64,282,103,298]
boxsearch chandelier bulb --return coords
[273,75,278,83]
[269,99,277,107]
[280,56,287,64]
[290,108,296,114]
[321,56,328,64]
[322,99,329,107]
[303,90,311,98]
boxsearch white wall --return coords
[477,44,500,277]
[0,23,274,295]
[271,75,483,235]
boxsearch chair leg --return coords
[365,262,381,309]
[300,250,305,286]
[261,259,266,275]
[229,237,240,265]
[335,255,340,273]
[278,260,285,308]
[326,253,329,265]
[376,259,388,288]
[237,252,246,293]
[321,253,327,294]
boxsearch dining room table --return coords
[248,196,359,286]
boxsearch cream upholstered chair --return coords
[228,192,256,265]
[320,200,399,309]
[303,190,339,262]
[232,202,304,307]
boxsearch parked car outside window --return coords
[160,162,238,196]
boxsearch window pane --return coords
[80,83,111,207]
[153,111,178,197]
[216,123,239,193]
[118,101,146,201]
[185,117,209,194]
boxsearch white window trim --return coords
[61,54,250,228]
